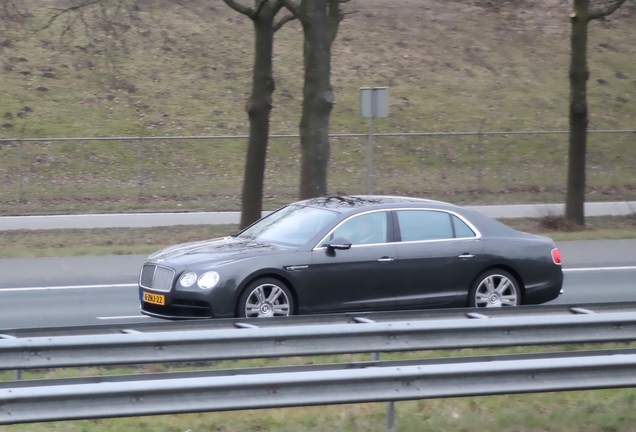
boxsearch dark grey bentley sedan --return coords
[139,196,563,319]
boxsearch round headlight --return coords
[198,271,220,289]
[180,272,197,287]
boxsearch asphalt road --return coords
[0,239,634,329]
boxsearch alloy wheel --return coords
[474,273,519,307]
[244,283,292,317]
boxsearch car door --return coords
[392,209,485,308]
[303,211,398,313]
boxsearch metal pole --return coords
[14,369,21,381]
[138,137,144,198]
[370,351,395,431]
[366,116,375,194]
[477,119,485,190]
[386,401,395,431]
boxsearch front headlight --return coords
[180,272,197,287]
[198,271,220,289]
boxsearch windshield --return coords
[238,205,339,247]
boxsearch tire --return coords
[468,269,521,308]
[237,278,295,318]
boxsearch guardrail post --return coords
[386,401,395,431]
[14,369,22,381]
[371,351,395,431]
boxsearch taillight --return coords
[551,248,561,265]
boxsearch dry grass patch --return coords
[0,224,238,258]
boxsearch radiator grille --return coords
[140,264,175,292]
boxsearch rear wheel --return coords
[469,269,520,307]
[237,278,294,318]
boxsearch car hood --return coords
[148,236,292,265]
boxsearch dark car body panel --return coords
[393,238,486,308]
[138,196,563,319]
[304,243,398,313]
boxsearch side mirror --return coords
[328,237,352,250]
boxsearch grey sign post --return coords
[360,87,388,194]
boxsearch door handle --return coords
[458,253,475,258]
[377,257,395,262]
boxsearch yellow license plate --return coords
[143,292,165,306]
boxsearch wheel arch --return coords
[468,264,525,306]
[234,271,298,317]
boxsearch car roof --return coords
[297,195,462,215]
[296,195,528,238]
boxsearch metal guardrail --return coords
[1,307,636,370]
[3,349,636,424]
[2,304,636,427]
[3,301,636,338]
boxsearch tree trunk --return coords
[240,12,276,229]
[565,0,589,226]
[298,0,333,199]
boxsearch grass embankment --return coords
[0,1,635,214]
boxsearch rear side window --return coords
[397,210,453,241]
[452,215,476,238]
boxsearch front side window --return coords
[238,205,338,247]
[397,210,453,241]
[331,212,388,245]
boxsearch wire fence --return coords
[0,130,635,207]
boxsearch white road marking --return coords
[0,283,137,292]
[562,266,636,273]
[0,265,634,292]
[97,315,150,320]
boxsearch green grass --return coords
[0,224,238,258]
[1,392,634,432]
[1,1,636,214]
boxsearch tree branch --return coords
[280,0,302,21]
[222,0,253,17]
[273,13,296,32]
[253,0,270,18]
[589,0,627,20]
[38,0,103,32]
[327,0,344,43]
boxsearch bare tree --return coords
[281,0,347,199]
[223,0,295,228]
[4,0,295,228]
[565,0,630,225]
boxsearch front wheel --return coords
[237,278,295,318]
[468,269,521,307]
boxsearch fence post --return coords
[14,369,22,381]
[18,139,24,201]
[477,119,485,191]
[138,136,144,198]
